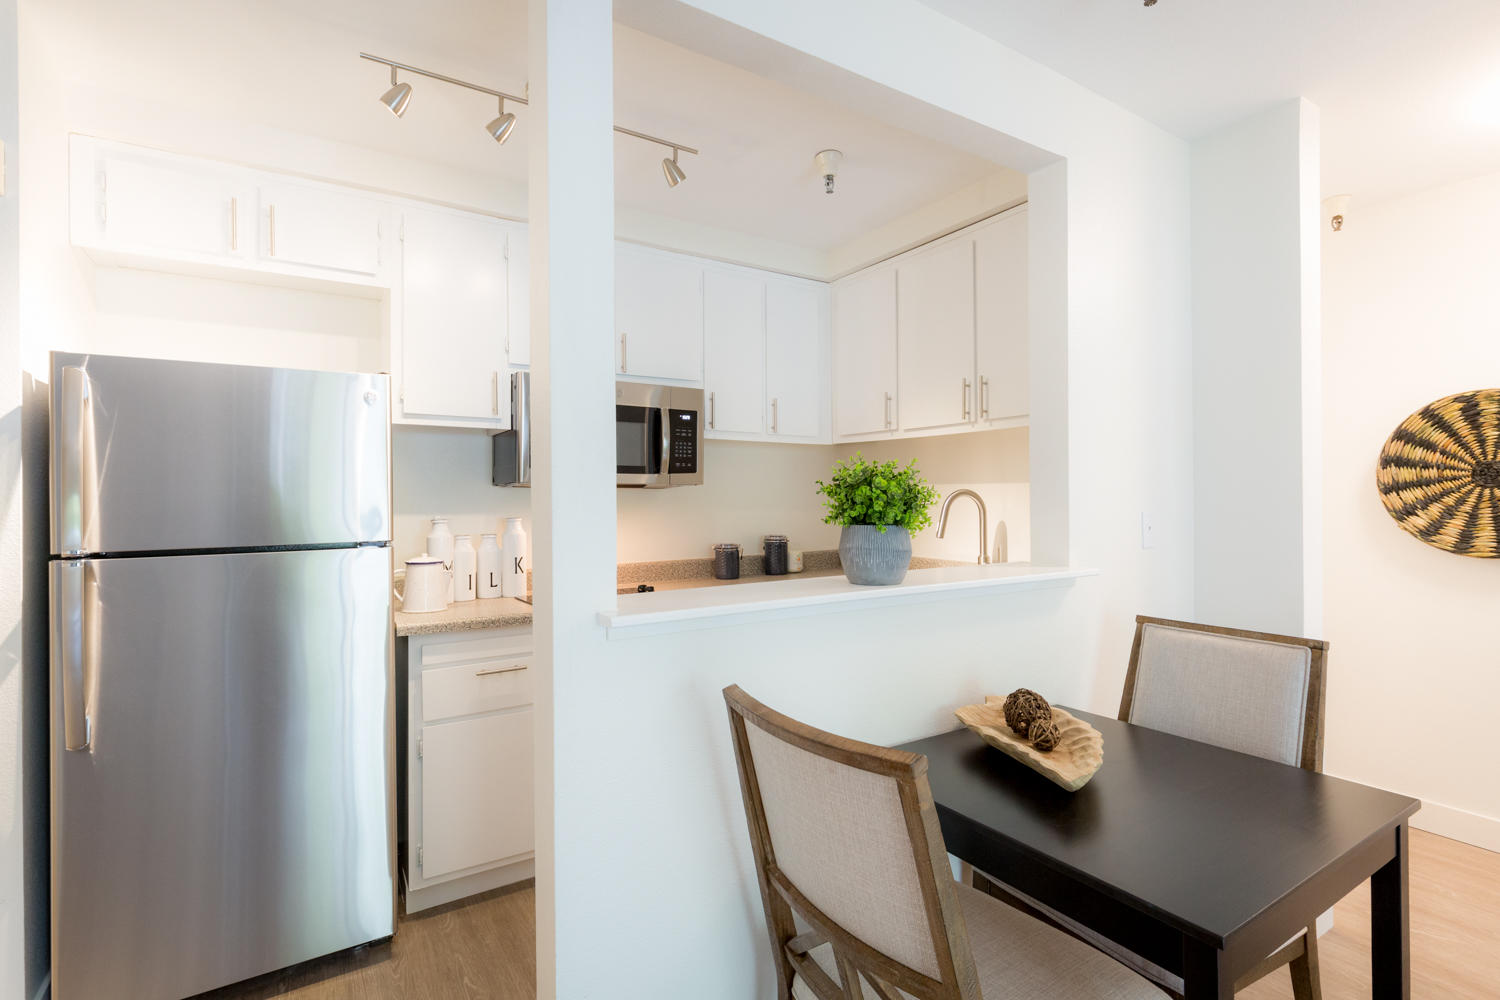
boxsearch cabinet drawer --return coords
[422,656,533,722]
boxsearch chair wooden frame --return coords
[973,615,1331,1000]
[723,684,982,1000]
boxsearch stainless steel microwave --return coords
[494,375,703,488]
[616,381,703,488]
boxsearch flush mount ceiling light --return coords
[814,149,844,194]
[486,97,517,144]
[360,53,700,189]
[379,67,412,118]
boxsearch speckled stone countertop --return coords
[395,552,970,635]
[394,596,534,636]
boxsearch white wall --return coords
[1322,169,1500,851]
[546,0,1197,994]
[1191,100,1322,636]
[0,0,27,992]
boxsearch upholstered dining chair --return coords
[971,615,1330,1000]
[723,684,1168,1000]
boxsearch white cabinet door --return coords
[504,223,531,368]
[974,208,1029,425]
[72,138,251,261]
[258,180,386,277]
[616,246,703,382]
[832,266,898,437]
[897,238,976,433]
[765,279,826,440]
[703,269,765,435]
[419,708,534,882]
[399,206,509,425]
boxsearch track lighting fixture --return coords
[361,53,700,189]
[661,148,686,188]
[380,67,412,118]
[486,98,517,144]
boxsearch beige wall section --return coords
[1321,169,1500,852]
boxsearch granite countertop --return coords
[394,550,972,636]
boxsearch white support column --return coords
[526,1,617,996]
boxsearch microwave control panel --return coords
[668,409,698,474]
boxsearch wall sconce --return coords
[1323,194,1352,232]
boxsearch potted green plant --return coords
[816,454,939,586]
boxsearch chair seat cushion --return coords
[790,880,1167,1000]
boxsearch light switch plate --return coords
[1140,511,1155,550]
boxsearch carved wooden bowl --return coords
[955,696,1104,792]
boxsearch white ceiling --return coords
[24,0,1014,253]
[918,0,1500,204]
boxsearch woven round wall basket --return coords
[1376,388,1500,558]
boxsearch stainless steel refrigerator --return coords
[48,352,396,1000]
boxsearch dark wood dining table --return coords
[898,708,1420,1000]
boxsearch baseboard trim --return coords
[404,857,535,914]
[1409,800,1500,853]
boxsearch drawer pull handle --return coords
[475,664,527,677]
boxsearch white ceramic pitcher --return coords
[394,554,450,614]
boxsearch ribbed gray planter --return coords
[839,525,912,586]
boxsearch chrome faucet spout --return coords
[935,489,990,564]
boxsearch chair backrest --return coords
[1119,615,1328,771]
[723,685,980,1000]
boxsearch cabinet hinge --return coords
[399,219,405,242]
[416,736,423,759]
[417,845,423,871]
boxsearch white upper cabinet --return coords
[616,245,704,383]
[397,205,509,427]
[504,222,531,368]
[257,180,388,279]
[897,237,977,434]
[765,279,827,440]
[974,207,1029,425]
[71,136,252,264]
[832,266,898,437]
[703,268,766,436]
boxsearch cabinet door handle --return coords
[620,333,627,373]
[230,197,238,251]
[884,392,892,429]
[771,398,778,434]
[492,372,500,415]
[268,204,276,256]
[962,378,972,421]
[476,664,527,677]
[709,391,716,429]
[980,376,990,419]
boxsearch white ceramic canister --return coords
[394,554,449,614]
[453,534,477,602]
[477,533,503,598]
[501,517,528,598]
[426,516,456,603]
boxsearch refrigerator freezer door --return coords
[50,547,394,1000]
[50,352,390,555]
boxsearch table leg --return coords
[1181,939,1233,1000]
[1370,821,1410,1000]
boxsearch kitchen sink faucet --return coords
[936,489,990,564]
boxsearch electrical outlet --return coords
[1140,511,1155,550]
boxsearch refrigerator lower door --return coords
[50,547,394,1000]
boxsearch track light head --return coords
[486,98,517,144]
[380,68,412,117]
[662,149,686,188]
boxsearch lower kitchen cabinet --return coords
[405,627,535,913]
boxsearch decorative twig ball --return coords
[1002,688,1052,737]
[1028,716,1061,752]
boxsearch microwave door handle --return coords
[656,407,670,478]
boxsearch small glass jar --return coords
[763,535,789,576]
[713,543,742,580]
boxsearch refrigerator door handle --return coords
[57,366,100,556]
[57,560,101,751]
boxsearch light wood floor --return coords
[196,830,1496,999]
[194,881,535,1000]
[1240,829,1500,1000]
